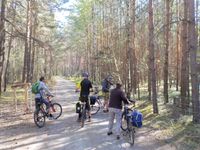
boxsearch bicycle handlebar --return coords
[46,94,54,97]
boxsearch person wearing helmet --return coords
[78,72,93,122]
[101,75,113,112]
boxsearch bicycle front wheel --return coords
[51,103,62,119]
[91,100,100,115]
[34,109,46,128]
[129,127,135,145]
[121,108,132,131]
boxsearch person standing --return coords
[78,72,93,122]
[107,83,129,140]
[102,75,113,112]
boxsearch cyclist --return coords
[35,76,54,119]
[107,82,129,140]
[78,72,93,122]
[101,75,113,112]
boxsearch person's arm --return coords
[89,80,93,89]
[41,82,52,95]
[121,91,129,105]
[89,80,93,92]
[107,80,113,85]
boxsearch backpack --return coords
[31,81,40,94]
[131,110,143,128]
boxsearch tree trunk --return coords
[181,0,190,114]
[188,0,200,123]
[0,0,6,94]
[4,24,14,92]
[26,0,33,82]
[176,0,180,91]
[130,0,137,95]
[148,0,158,114]
[163,0,170,104]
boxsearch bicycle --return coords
[121,100,136,145]
[34,95,62,128]
[90,91,104,115]
[77,95,91,127]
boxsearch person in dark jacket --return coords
[78,72,93,122]
[107,82,129,140]
[101,75,113,112]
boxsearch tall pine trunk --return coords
[163,0,170,104]
[188,0,200,123]
[0,0,6,94]
[148,0,158,114]
[181,0,190,114]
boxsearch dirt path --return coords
[0,77,176,150]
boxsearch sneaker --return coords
[116,135,120,140]
[107,132,113,136]
[88,117,91,122]
[48,114,54,120]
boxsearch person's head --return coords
[116,82,122,89]
[106,75,112,81]
[82,72,89,79]
[40,76,45,82]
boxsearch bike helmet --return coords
[106,75,112,81]
[82,72,89,78]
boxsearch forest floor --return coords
[0,77,192,150]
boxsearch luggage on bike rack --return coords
[90,96,97,105]
[76,102,81,113]
[131,110,143,128]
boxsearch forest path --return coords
[0,77,176,150]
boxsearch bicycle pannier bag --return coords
[76,102,81,113]
[31,81,40,94]
[131,110,143,128]
[90,96,96,105]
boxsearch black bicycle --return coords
[121,100,136,145]
[34,95,62,128]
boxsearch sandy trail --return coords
[0,77,176,150]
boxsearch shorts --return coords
[80,96,91,111]
[102,92,109,101]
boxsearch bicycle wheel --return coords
[91,100,100,115]
[34,109,46,128]
[81,107,86,127]
[121,108,132,131]
[51,103,62,119]
[129,127,135,145]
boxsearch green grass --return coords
[0,86,25,102]
[134,84,200,150]
[136,99,200,150]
